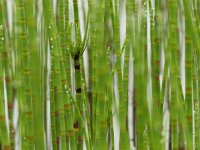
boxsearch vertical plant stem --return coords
[16,0,35,148]
[150,0,162,148]
[56,1,76,149]
[0,0,14,149]
[0,21,11,150]
[64,2,77,149]
[43,0,67,149]
[183,0,194,148]
[50,64,58,149]
[132,1,149,148]
[88,0,98,146]
[168,1,180,149]
[71,1,85,149]
[193,52,199,149]
[25,0,45,149]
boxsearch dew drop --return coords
[49,26,52,29]
[1,37,4,41]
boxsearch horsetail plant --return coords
[168,1,181,149]
[150,0,164,148]
[183,0,194,149]
[1,0,200,149]
[15,0,35,148]
[25,0,45,149]
[0,0,14,149]
[43,0,67,149]
[56,1,76,149]
[0,16,11,150]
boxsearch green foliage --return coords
[0,0,200,149]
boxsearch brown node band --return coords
[76,88,82,93]
[78,136,83,143]
[73,120,79,129]
[75,63,80,70]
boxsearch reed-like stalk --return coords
[149,0,163,148]
[193,52,199,149]
[168,1,180,149]
[88,1,109,149]
[183,0,194,148]
[191,1,200,149]
[63,2,77,148]
[0,0,14,149]
[0,18,11,150]
[103,2,115,150]
[49,68,58,149]
[132,0,149,148]
[0,0,200,149]
[15,0,35,149]
[42,0,67,149]
[112,0,130,149]
[69,1,86,149]
[25,0,45,149]
[87,0,98,146]
[110,0,129,148]
[56,1,76,149]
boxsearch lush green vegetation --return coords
[0,0,200,149]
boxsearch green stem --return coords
[25,0,45,149]
[43,0,67,149]
[16,0,35,148]
[0,0,14,149]
[183,0,194,149]
[0,20,11,150]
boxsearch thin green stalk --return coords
[14,0,26,148]
[110,0,120,116]
[115,0,131,149]
[0,21,11,150]
[132,0,139,146]
[56,1,76,149]
[71,43,85,149]
[183,0,194,149]
[88,1,108,149]
[73,0,80,41]
[168,1,180,149]
[42,0,67,149]
[16,0,35,149]
[86,27,93,148]
[50,62,58,149]
[64,0,72,90]
[193,51,199,149]
[65,84,90,150]
[132,0,149,148]
[71,1,84,147]
[104,1,115,149]
[0,0,14,149]
[150,0,163,148]
[63,7,76,147]
[177,75,187,149]
[110,0,121,110]
[190,6,200,150]
[81,61,92,150]
[25,0,45,149]
[88,0,98,146]
[40,10,48,149]
[69,1,89,149]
